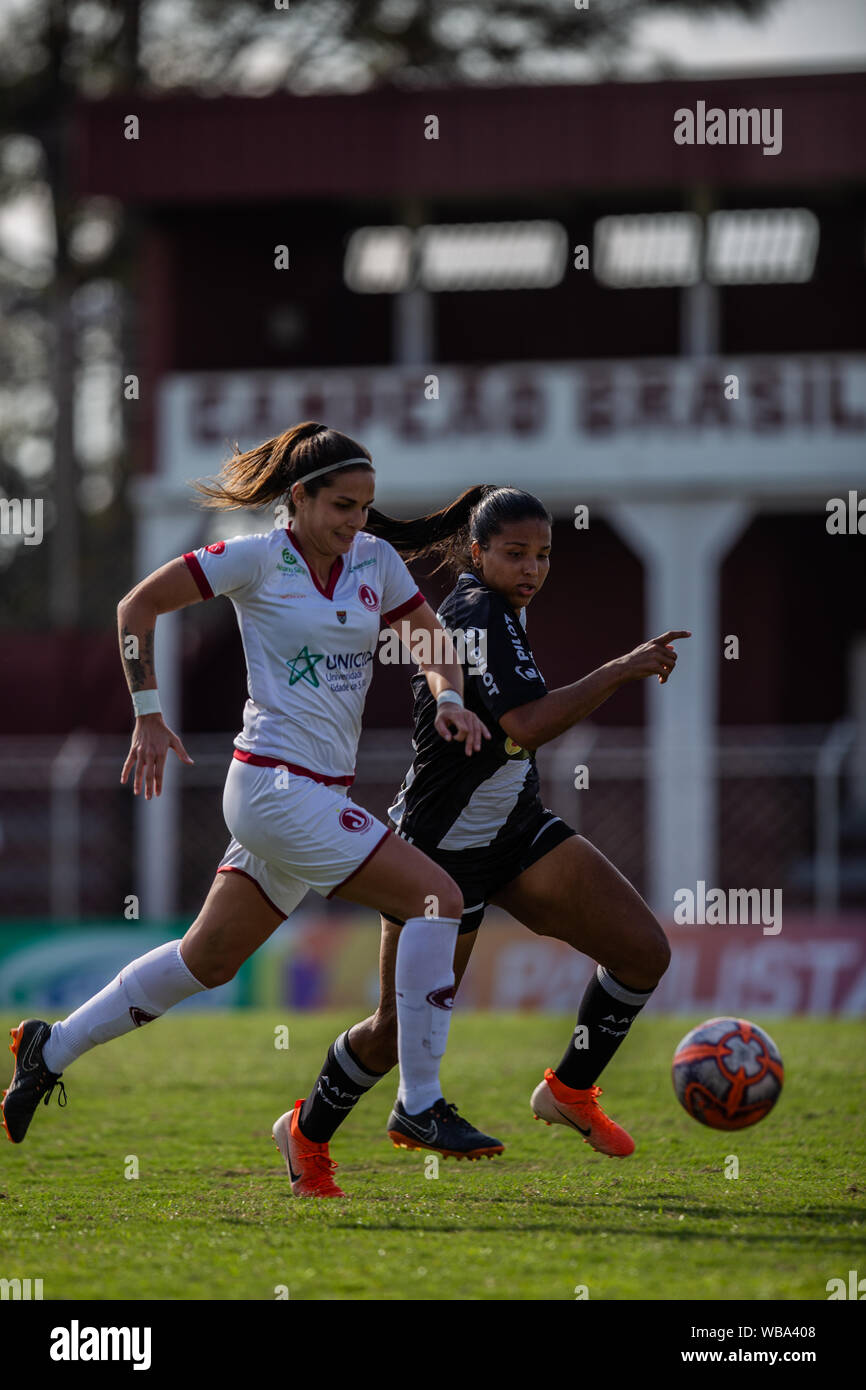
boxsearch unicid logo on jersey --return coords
[326,651,373,671]
[286,646,325,687]
[339,806,373,833]
[205,541,225,554]
[358,583,379,611]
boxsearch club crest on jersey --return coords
[336,610,347,624]
[205,541,225,554]
[339,806,373,833]
[358,583,379,611]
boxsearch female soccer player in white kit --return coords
[1,422,502,1196]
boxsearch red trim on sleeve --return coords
[183,551,214,600]
[383,590,426,624]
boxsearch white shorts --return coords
[217,757,392,919]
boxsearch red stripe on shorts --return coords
[216,866,286,920]
[232,749,354,786]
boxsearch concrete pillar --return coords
[680,184,720,358]
[608,499,751,914]
[393,197,433,366]
[849,635,866,811]
[130,478,196,920]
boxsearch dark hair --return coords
[193,421,373,511]
[366,486,552,577]
[194,423,550,578]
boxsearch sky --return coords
[2,0,864,271]
[629,0,866,76]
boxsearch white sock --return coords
[42,940,207,1073]
[395,914,460,1114]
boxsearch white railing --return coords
[0,725,859,919]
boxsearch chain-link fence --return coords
[0,725,859,920]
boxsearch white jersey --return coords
[183,526,424,780]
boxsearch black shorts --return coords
[383,805,576,935]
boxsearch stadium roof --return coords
[73,72,866,203]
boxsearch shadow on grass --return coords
[328,1218,864,1247]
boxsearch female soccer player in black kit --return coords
[293,485,689,1191]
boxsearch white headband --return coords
[296,456,372,486]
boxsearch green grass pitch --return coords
[1,1013,864,1301]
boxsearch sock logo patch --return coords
[426,986,454,1011]
[318,1072,360,1106]
[129,1007,158,1028]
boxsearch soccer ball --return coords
[672,1017,784,1129]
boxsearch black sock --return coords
[554,965,655,1090]
[298,1029,387,1142]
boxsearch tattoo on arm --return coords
[121,625,155,692]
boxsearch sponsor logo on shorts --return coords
[205,541,225,554]
[339,806,373,833]
[358,583,379,611]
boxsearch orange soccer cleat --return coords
[530,1068,635,1157]
[272,1099,347,1198]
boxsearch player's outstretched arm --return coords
[118,556,203,800]
[389,600,491,757]
[499,630,692,753]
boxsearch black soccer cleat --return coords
[2,1020,67,1144]
[387,1097,504,1160]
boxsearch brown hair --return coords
[195,420,551,578]
[193,421,373,512]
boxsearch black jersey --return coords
[388,570,549,850]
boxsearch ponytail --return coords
[193,421,373,511]
[193,421,550,579]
